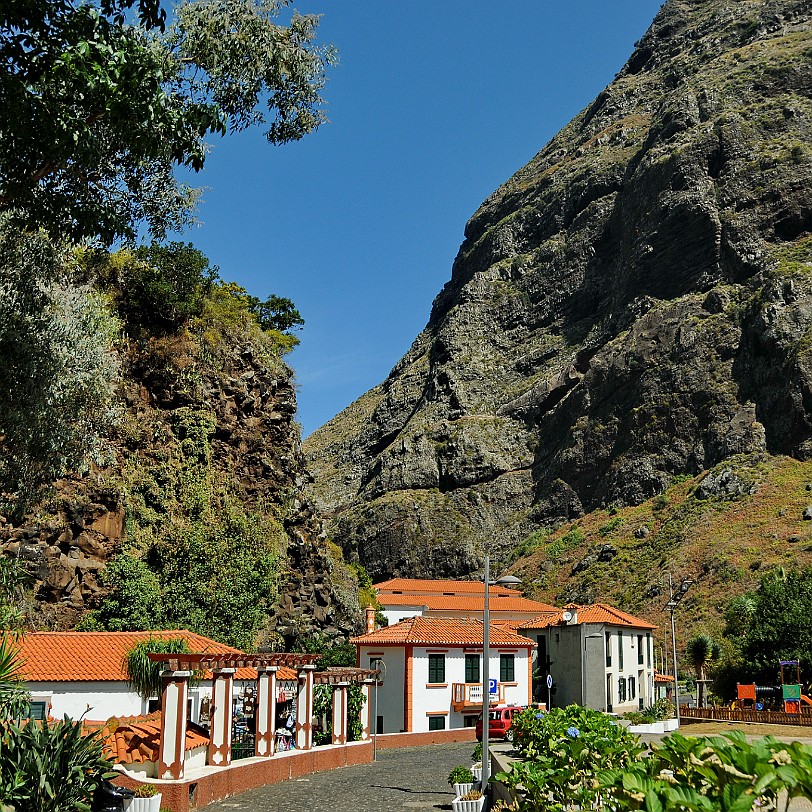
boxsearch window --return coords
[637,635,644,665]
[618,676,627,702]
[463,715,478,728]
[606,675,613,712]
[465,654,480,683]
[618,633,624,672]
[500,654,515,682]
[647,634,652,667]
[628,676,636,700]
[428,654,445,684]
[605,632,612,667]
[27,701,47,721]
[428,716,446,731]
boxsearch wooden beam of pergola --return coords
[145,651,322,672]
[313,667,380,685]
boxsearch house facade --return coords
[518,604,657,714]
[16,630,297,724]
[352,615,534,733]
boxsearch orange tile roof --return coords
[351,615,536,647]
[16,631,297,683]
[88,713,208,764]
[377,593,559,614]
[374,577,522,597]
[518,603,656,631]
[654,672,675,683]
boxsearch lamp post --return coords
[370,658,386,762]
[663,576,693,725]
[481,556,521,794]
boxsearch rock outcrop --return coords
[3,325,361,645]
[306,0,812,587]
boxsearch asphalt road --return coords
[201,742,474,812]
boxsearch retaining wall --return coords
[374,727,477,749]
[114,740,373,812]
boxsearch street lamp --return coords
[370,658,386,762]
[663,576,693,725]
[481,556,521,794]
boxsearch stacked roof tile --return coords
[351,615,535,647]
[16,631,297,682]
[374,577,522,597]
[518,603,656,630]
[376,593,558,614]
[86,713,208,765]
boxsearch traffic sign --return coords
[546,674,553,689]
[489,678,498,694]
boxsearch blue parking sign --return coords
[489,678,498,694]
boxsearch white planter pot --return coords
[471,766,481,781]
[454,782,475,796]
[452,795,485,812]
[124,794,162,812]
[663,718,679,731]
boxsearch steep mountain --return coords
[2,264,361,648]
[305,0,812,626]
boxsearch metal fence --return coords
[681,706,812,726]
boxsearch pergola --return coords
[147,651,378,779]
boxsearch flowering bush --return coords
[600,732,812,811]
[496,705,644,810]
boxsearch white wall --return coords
[359,647,405,733]
[28,680,212,723]
[605,630,654,713]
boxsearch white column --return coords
[331,682,349,745]
[359,679,373,741]
[208,667,236,766]
[255,666,278,757]
[158,670,190,780]
[296,665,316,750]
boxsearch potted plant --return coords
[124,783,162,812]
[452,789,485,812]
[448,765,477,796]
[470,741,489,781]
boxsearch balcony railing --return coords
[452,682,505,712]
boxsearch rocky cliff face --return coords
[306,0,812,593]
[3,320,361,645]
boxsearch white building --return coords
[17,630,297,724]
[352,615,534,733]
[374,577,558,626]
[518,604,657,714]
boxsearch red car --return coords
[475,705,523,742]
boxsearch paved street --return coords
[201,742,474,812]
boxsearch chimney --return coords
[365,605,376,634]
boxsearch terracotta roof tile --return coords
[374,577,522,597]
[90,713,208,764]
[351,616,535,647]
[16,631,260,682]
[654,672,675,683]
[518,603,657,630]
[377,593,558,614]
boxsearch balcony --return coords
[452,682,505,712]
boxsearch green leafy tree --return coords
[1,0,336,242]
[721,568,812,686]
[0,222,121,519]
[81,553,164,632]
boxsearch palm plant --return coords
[0,635,29,720]
[685,633,720,708]
[124,636,193,701]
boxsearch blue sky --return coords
[181,1,664,437]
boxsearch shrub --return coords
[601,732,812,811]
[448,765,475,786]
[0,717,115,812]
[497,705,644,810]
[133,783,159,798]
[472,740,483,762]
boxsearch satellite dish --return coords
[562,610,573,623]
